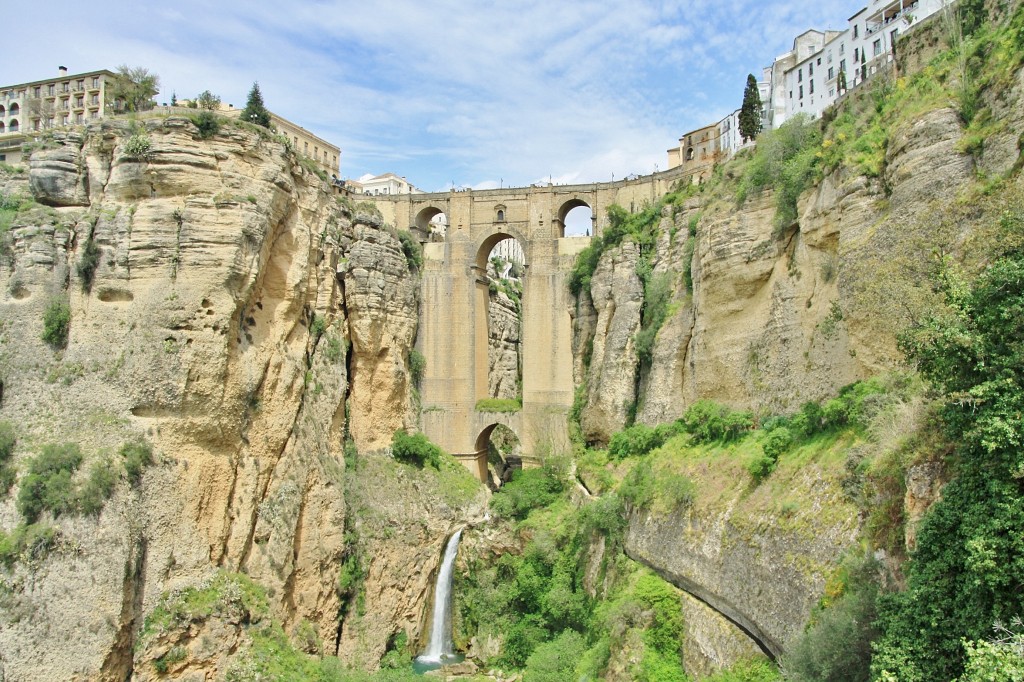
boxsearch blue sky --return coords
[8,0,855,192]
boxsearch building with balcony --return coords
[0,66,117,164]
[779,0,946,123]
[1,67,342,177]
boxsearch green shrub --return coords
[123,133,152,159]
[681,400,752,443]
[635,271,674,367]
[762,426,793,459]
[390,430,442,469]
[77,458,118,515]
[121,440,153,486]
[76,233,100,292]
[747,454,778,483]
[191,111,221,139]
[408,349,426,386]
[523,630,587,682]
[0,421,15,494]
[619,458,656,510]
[737,114,822,234]
[490,466,565,521]
[17,443,83,523]
[42,298,71,349]
[310,314,327,338]
[0,522,57,568]
[782,553,881,682]
[397,230,422,270]
[324,334,346,363]
[607,421,683,460]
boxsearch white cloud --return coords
[6,0,856,191]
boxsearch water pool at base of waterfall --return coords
[411,653,466,675]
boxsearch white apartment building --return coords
[781,0,947,122]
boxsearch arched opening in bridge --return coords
[474,233,525,403]
[475,423,522,489]
[415,206,448,240]
[557,199,593,238]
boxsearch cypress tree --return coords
[739,74,763,142]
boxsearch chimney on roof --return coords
[58,66,68,76]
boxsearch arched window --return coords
[9,103,19,116]
[686,147,694,161]
[496,209,505,222]
[0,122,5,133]
[0,105,5,117]
[9,119,18,132]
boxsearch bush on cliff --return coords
[390,430,442,469]
[41,297,71,349]
[681,400,752,443]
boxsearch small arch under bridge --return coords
[369,172,685,480]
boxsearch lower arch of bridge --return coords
[476,423,524,488]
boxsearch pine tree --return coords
[242,82,271,128]
[739,73,763,143]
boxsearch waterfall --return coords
[417,528,463,664]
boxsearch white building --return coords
[779,0,947,123]
[348,172,422,196]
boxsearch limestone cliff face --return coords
[576,241,644,444]
[0,118,435,680]
[487,289,520,400]
[573,105,979,438]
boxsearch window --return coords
[61,114,68,125]
[799,85,804,98]
[853,24,859,38]
[61,82,69,92]
[840,43,845,55]
[76,79,84,90]
[496,209,505,221]
[809,62,814,76]
[817,57,821,66]
[75,113,83,123]
[34,86,41,97]
[873,38,882,56]
[854,47,859,62]
[840,59,846,73]
[828,67,835,80]
[829,88,835,97]
[92,77,99,88]
[798,68,803,82]
[47,84,55,96]
[827,51,833,63]
[789,90,793,99]
[810,81,814,94]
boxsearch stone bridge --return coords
[370,170,686,480]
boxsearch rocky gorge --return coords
[0,3,1023,679]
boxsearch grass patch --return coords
[475,397,522,413]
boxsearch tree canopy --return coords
[242,82,271,128]
[195,90,221,111]
[109,65,160,113]
[739,73,763,142]
[873,210,1024,681]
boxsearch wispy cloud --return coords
[7,0,854,191]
